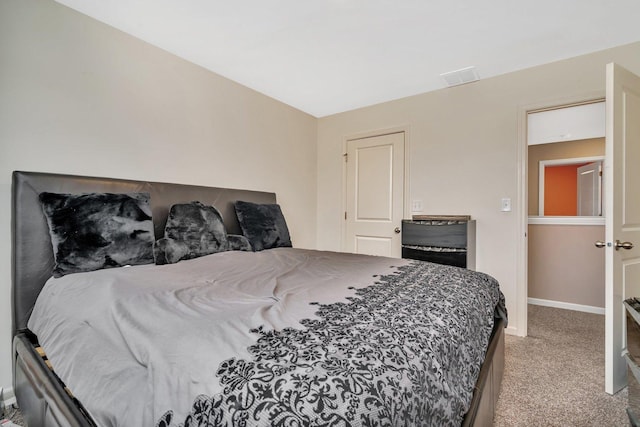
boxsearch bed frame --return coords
[11,170,505,427]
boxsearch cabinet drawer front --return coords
[401,247,466,268]
[401,221,467,248]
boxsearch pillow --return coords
[227,234,252,252]
[154,201,228,265]
[234,200,292,251]
[153,237,189,265]
[39,192,155,277]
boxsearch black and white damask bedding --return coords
[28,248,505,427]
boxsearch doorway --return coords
[516,97,606,337]
[517,64,640,394]
[527,101,606,315]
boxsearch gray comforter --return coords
[28,248,505,427]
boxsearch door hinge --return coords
[343,153,348,162]
[344,211,347,220]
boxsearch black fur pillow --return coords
[154,201,229,265]
[39,192,155,277]
[228,234,252,252]
[234,201,292,251]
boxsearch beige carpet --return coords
[494,304,628,426]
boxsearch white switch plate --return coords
[501,198,512,212]
[412,199,423,212]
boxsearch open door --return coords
[577,161,602,216]
[603,63,640,394]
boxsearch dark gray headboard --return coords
[11,171,276,336]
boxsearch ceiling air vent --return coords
[440,66,480,87]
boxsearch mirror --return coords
[539,158,604,216]
[528,139,605,217]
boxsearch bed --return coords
[11,171,507,427]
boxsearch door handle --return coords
[615,240,634,251]
[595,240,635,250]
[394,227,401,234]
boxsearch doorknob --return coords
[594,240,635,250]
[615,240,634,251]
[394,227,401,234]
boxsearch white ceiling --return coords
[55,0,640,117]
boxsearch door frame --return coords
[516,92,604,337]
[341,125,411,253]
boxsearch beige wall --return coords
[317,42,640,337]
[528,138,605,215]
[2,0,640,398]
[0,0,317,389]
[528,225,605,308]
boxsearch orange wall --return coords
[544,163,588,215]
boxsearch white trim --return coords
[539,156,605,167]
[528,297,605,315]
[505,325,519,336]
[516,101,529,337]
[538,159,544,216]
[528,216,605,225]
[403,128,412,223]
[1,386,16,407]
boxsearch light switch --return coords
[501,198,512,212]
[412,199,423,212]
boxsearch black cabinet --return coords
[401,219,475,269]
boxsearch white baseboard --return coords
[505,325,521,336]
[528,297,605,315]
[1,386,16,407]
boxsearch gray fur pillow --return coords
[228,234,252,252]
[234,200,292,251]
[154,201,229,265]
[39,192,155,277]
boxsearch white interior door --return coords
[604,62,640,394]
[577,161,602,216]
[344,132,404,257]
